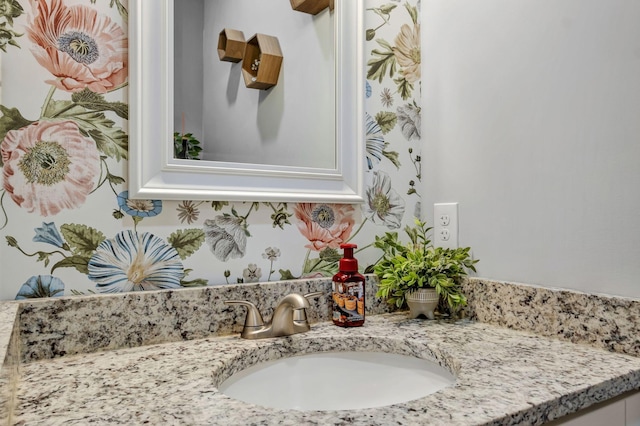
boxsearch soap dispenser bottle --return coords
[332,243,365,327]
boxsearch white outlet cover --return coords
[434,203,458,249]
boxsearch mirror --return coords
[129,0,364,202]
[174,0,334,169]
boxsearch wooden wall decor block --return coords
[290,0,331,15]
[241,34,283,90]
[218,28,246,62]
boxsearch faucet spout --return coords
[271,293,310,337]
[224,292,321,339]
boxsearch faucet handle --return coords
[293,292,325,324]
[303,291,324,300]
[224,300,264,328]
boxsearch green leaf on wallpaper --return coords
[180,269,208,287]
[76,113,128,161]
[375,111,397,134]
[302,256,337,277]
[405,2,418,25]
[0,105,33,164]
[168,228,205,259]
[71,89,128,119]
[60,224,106,256]
[44,100,128,161]
[371,3,397,17]
[0,22,22,51]
[42,99,80,119]
[51,255,90,275]
[110,0,128,22]
[319,247,341,263]
[1,0,24,26]
[395,76,413,100]
[279,269,298,280]
[211,201,229,211]
[383,149,401,169]
[107,173,125,185]
[365,29,376,41]
[36,251,52,267]
[180,278,208,287]
[367,39,396,83]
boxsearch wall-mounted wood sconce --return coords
[217,28,246,62]
[241,34,283,90]
[290,0,331,15]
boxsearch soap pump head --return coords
[339,243,358,272]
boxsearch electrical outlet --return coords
[434,203,458,249]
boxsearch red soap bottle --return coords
[332,243,365,327]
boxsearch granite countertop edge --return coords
[9,312,640,426]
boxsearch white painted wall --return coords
[174,0,204,143]
[174,0,335,168]
[421,0,640,297]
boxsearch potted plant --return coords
[173,132,202,160]
[373,218,478,319]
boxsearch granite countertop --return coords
[10,312,640,426]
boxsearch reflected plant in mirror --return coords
[173,132,202,160]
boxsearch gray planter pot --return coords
[406,288,439,319]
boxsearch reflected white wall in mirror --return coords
[175,0,334,169]
[129,0,364,202]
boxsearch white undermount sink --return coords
[218,351,456,411]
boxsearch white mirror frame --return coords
[129,0,364,202]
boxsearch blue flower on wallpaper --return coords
[366,81,372,98]
[87,230,183,293]
[365,113,385,170]
[364,170,405,229]
[15,275,65,299]
[117,191,162,217]
[32,222,66,248]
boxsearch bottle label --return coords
[332,279,365,325]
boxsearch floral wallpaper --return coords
[0,0,422,300]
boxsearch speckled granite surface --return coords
[11,313,640,426]
[463,278,640,356]
[16,276,391,363]
[3,276,640,425]
[0,302,19,425]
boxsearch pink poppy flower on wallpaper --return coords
[394,23,421,84]
[26,0,127,93]
[1,120,100,216]
[294,203,355,251]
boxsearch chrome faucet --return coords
[225,292,323,339]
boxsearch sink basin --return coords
[218,351,456,411]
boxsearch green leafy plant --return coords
[173,132,202,160]
[373,218,478,312]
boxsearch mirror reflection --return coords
[173,0,335,169]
